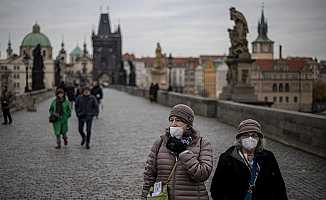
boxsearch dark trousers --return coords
[78,117,93,145]
[2,109,12,124]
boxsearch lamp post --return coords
[23,54,30,93]
[168,53,173,92]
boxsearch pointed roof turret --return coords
[97,12,112,35]
[83,40,88,56]
[253,4,273,43]
[59,37,66,54]
[6,34,13,57]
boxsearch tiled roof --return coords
[255,58,308,71]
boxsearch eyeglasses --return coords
[169,117,183,123]
[240,132,259,138]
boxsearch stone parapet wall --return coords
[216,101,326,158]
[1,89,54,112]
[112,85,326,158]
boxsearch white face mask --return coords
[241,137,258,150]
[170,126,184,139]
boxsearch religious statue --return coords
[128,60,136,86]
[228,7,249,58]
[54,56,61,87]
[32,44,45,91]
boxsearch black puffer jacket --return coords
[75,95,99,118]
[210,146,288,200]
[90,86,103,102]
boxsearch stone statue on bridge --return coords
[219,7,257,102]
[32,44,45,91]
[228,7,250,59]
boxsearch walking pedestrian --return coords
[153,83,159,102]
[65,82,76,108]
[75,86,99,149]
[210,119,288,200]
[49,88,71,149]
[142,104,213,200]
[1,86,13,125]
[90,80,103,118]
[149,83,155,103]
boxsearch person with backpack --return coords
[142,104,213,200]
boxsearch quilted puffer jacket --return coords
[142,132,213,200]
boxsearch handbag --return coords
[49,113,59,123]
[147,160,178,200]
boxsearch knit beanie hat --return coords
[236,119,263,139]
[169,104,194,126]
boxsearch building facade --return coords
[252,58,316,112]
[65,42,93,86]
[215,57,228,97]
[184,58,199,95]
[203,59,216,97]
[0,23,54,94]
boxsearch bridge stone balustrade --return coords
[111,85,326,158]
[1,89,54,113]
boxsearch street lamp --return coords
[23,54,30,92]
[168,53,173,92]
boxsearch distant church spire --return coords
[6,33,13,58]
[83,38,88,56]
[257,3,269,40]
[252,3,274,60]
[59,36,66,55]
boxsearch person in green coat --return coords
[49,88,71,149]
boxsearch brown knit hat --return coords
[236,119,263,139]
[169,104,194,125]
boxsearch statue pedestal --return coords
[219,56,257,103]
[26,95,37,112]
[231,84,257,102]
[151,68,168,90]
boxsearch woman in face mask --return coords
[210,119,288,200]
[142,104,213,200]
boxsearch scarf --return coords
[55,97,64,116]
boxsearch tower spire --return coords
[59,35,66,55]
[6,33,13,58]
[97,9,112,35]
[83,36,88,56]
[61,35,64,48]
[257,2,268,39]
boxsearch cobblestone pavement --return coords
[0,88,325,200]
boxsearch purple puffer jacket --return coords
[142,132,213,200]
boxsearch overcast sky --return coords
[0,0,325,60]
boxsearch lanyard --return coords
[239,151,260,194]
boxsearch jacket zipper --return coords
[172,156,178,200]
